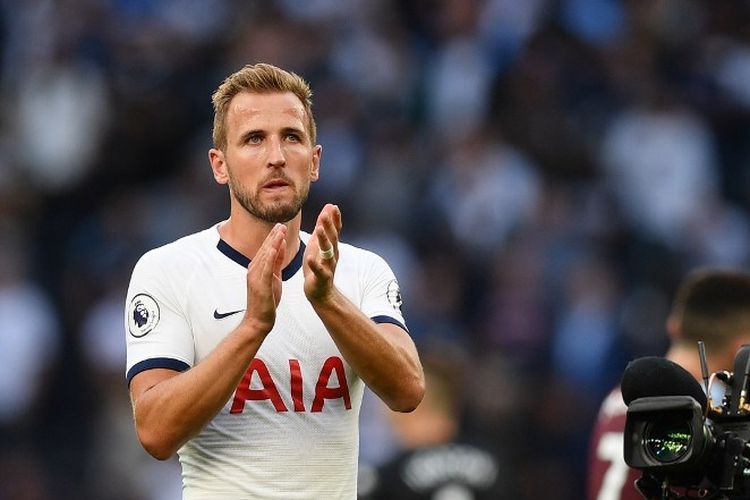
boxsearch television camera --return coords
[623,343,750,499]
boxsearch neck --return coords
[218,208,302,265]
[667,343,734,382]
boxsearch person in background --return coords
[360,347,511,499]
[587,267,750,500]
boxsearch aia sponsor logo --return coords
[231,356,352,413]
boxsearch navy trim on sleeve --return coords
[126,357,191,385]
[371,315,409,333]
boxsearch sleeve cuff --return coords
[126,357,191,385]
[371,315,408,334]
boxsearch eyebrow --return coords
[238,129,264,144]
[237,127,308,146]
[281,126,307,139]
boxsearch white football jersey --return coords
[125,223,407,500]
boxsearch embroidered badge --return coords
[386,279,403,313]
[128,293,160,337]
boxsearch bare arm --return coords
[310,291,424,411]
[129,330,263,460]
[129,223,287,460]
[303,205,425,412]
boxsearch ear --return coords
[209,148,229,185]
[310,144,321,182]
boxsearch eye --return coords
[285,133,301,143]
[245,134,262,144]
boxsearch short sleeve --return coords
[359,252,408,333]
[125,250,195,384]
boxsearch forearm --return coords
[132,324,264,459]
[310,288,424,412]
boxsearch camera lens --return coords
[643,418,692,463]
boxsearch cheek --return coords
[226,150,262,176]
[224,164,255,193]
[232,147,262,164]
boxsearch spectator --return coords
[360,346,514,499]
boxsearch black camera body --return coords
[623,345,750,499]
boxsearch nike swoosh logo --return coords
[213,308,245,319]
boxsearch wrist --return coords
[236,316,272,344]
[306,286,341,309]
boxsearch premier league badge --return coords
[128,293,160,337]
[386,279,403,313]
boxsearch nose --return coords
[267,136,286,168]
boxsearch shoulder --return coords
[598,386,628,420]
[301,231,391,268]
[337,240,399,290]
[128,228,219,297]
[133,226,217,275]
[341,240,389,267]
[590,386,628,440]
[375,442,504,496]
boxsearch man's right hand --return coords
[130,224,288,460]
[242,223,287,336]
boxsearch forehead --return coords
[226,91,307,133]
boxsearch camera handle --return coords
[634,472,735,500]
[634,473,674,499]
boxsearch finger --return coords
[306,252,326,276]
[259,246,275,289]
[264,225,287,283]
[331,204,342,233]
[307,232,333,277]
[317,207,339,250]
[249,224,277,271]
[319,204,341,231]
[263,224,285,254]
[320,209,338,240]
[273,233,286,278]
[316,225,333,257]
[252,224,285,280]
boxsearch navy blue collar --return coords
[217,239,305,281]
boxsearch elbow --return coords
[388,373,426,413]
[145,445,176,462]
[136,425,178,461]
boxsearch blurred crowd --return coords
[2,0,750,498]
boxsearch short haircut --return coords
[672,268,750,350]
[211,63,316,150]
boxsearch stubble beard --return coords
[228,168,310,224]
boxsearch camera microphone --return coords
[621,356,707,412]
[728,344,750,415]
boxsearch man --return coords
[125,63,425,499]
[586,268,750,500]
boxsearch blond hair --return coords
[211,63,316,150]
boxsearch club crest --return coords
[128,293,160,337]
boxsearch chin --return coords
[259,204,301,224]
[236,189,306,224]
